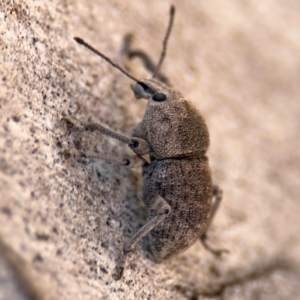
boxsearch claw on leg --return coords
[200,233,230,257]
[60,118,74,130]
[112,266,124,281]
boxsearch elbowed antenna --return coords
[153,5,176,79]
[74,37,139,82]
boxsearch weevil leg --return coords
[112,195,171,280]
[121,34,170,85]
[200,185,229,256]
[79,152,148,169]
[122,34,157,74]
[61,118,151,155]
[203,185,223,235]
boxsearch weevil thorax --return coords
[131,78,210,159]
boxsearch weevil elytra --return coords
[66,5,227,280]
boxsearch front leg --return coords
[112,195,171,280]
[61,118,151,155]
[80,152,148,169]
[121,34,170,85]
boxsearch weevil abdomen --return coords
[143,157,212,261]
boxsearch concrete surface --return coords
[0,0,300,299]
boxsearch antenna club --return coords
[74,37,85,45]
[170,5,175,15]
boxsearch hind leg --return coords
[200,185,229,256]
[112,195,171,280]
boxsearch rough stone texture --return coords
[0,0,300,299]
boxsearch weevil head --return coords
[131,78,183,103]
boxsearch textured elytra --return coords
[143,157,212,262]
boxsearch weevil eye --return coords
[152,93,167,102]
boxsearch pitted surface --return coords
[1,0,300,299]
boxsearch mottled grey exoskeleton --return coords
[66,5,226,280]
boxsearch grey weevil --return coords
[64,5,228,280]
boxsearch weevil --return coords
[65,5,227,280]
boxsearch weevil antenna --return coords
[74,37,139,82]
[153,5,176,79]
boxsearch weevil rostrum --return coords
[63,5,227,280]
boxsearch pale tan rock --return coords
[0,0,300,299]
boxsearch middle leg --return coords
[112,195,171,280]
[61,118,151,156]
[121,34,170,85]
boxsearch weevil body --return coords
[131,78,212,262]
[68,5,226,280]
